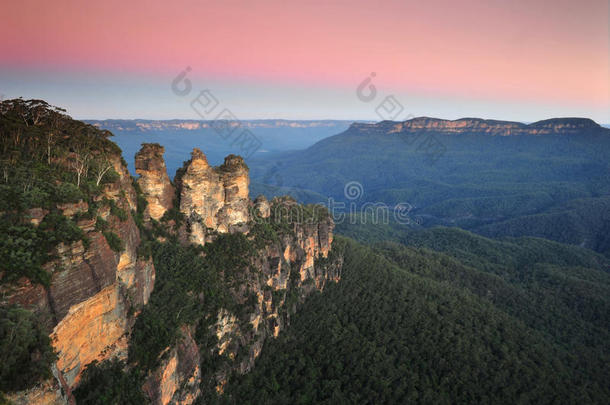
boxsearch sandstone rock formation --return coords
[135,143,175,221]
[175,149,250,244]
[253,195,270,219]
[135,151,341,404]
[200,197,340,395]
[5,142,340,405]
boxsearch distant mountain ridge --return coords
[87,119,361,132]
[248,115,610,255]
[349,116,607,136]
[86,119,363,172]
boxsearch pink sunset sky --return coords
[1,0,608,122]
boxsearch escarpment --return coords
[0,97,340,405]
[350,116,607,136]
[142,326,201,405]
[3,153,155,404]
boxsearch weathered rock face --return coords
[350,117,606,136]
[176,149,250,244]
[5,366,65,405]
[135,143,175,221]
[3,155,155,403]
[143,326,201,405]
[216,155,250,233]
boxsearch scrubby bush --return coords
[103,231,124,252]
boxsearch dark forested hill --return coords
[220,234,610,404]
[248,117,610,255]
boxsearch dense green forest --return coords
[220,235,610,404]
[248,121,610,255]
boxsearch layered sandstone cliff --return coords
[143,204,341,402]
[142,326,201,405]
[4,155,155,404]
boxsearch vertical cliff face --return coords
[216,155,250,233]
[175,149,250,244]
[135,143,175,221]
[4,155,155,404]
[253,195,271,218]
[143,204,341,403]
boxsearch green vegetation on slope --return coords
[73,360,147,405]
[220,235,609,404]
[0,99,124,286]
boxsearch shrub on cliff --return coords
[0,211,87,286]
[103,231,124,252]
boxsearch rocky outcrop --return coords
[350,117,607,137]
[135,143,175,221]
[175,149,250,244]
[216,154,250,232]
[5,366,65,405]
[3,155,155,403]
[135,149,341,404]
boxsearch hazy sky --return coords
[1,0,608,123]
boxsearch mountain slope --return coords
[221,236,610,404]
